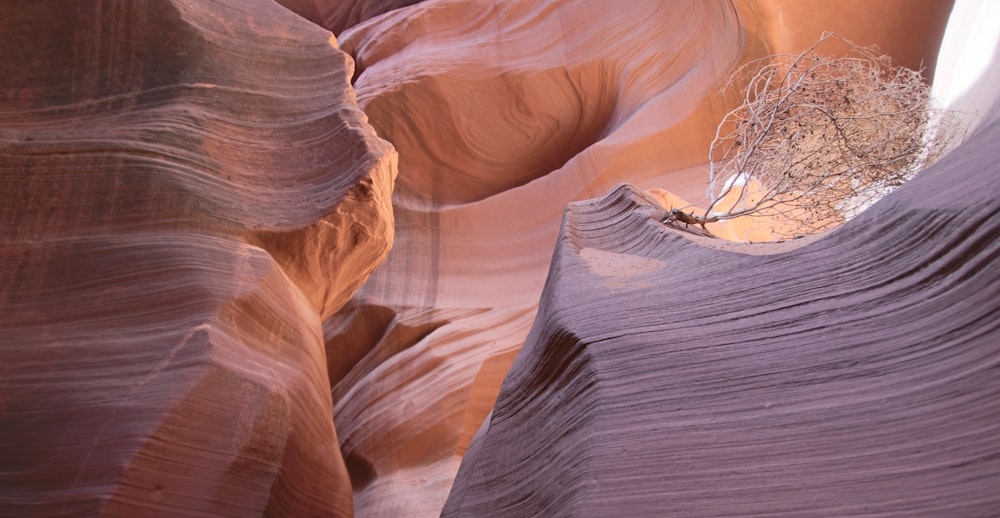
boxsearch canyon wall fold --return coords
[1,0,981,516]
[443,97,1000,516]
[321,0,955,515]
[0,1,394,516]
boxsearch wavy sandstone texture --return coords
[0,1,394,516]
[317,0,956,516]
[2,0,990,516]
[443,110,1000,514]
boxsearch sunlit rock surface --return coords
[324,0,957,515]
[0,1,394,516]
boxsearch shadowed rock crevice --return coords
[273,0,426,36]
[343,450,379,491]
[325,303,456,394]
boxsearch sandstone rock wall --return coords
[322,0,955,515]
[443,93,1000,517]
[0,1,394,515]
[2,0,983,516]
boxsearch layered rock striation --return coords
[0,1,394,516]
[443,92,1000,517]
[319,0,956,515]
[2,0,985,516]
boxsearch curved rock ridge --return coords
[321,0,954,515]
[342,0,744,207]
[443,108,1000,515]
[0,0,394,516]
[326,2,744,514]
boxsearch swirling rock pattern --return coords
[328,2,744,514]
[0,0,394,516]
[443,105,1000,516]
[323,0,954,515]
[0,0,979,515]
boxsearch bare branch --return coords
[672,33,964,240]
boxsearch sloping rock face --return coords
[442,101,1000,516]
[0,1,394,516]
[1,0,975,516]
[318,0,954,515]
[326,3,744,515]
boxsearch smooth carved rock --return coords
[443,100,1000,514]
[0,0,394,516]
[321,0,955,515]
[0,0,972,515]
